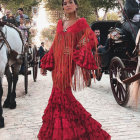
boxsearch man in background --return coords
[39,42,46,68]
[2,10,17,26]
[16,8,28,26]
[94,29,102,46]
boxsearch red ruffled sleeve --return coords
[73,29,98,70]
[40,47,54,71]
[73,47,97,70]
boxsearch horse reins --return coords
[117,0,137,36]
[5,23,25,53]
[117,0,140,57]
[0,41,5,50]
[0,23,25,54]
[0,29,12,53]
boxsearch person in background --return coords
[39,42,45,68]
[94,29,102,46]
[2,10,17,26]
[16,8,28,26]
[123,0,140,43]
[94,29,110,54]
[18,17,28,44]
[18,17,29,75]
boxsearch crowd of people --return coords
[2,8,28,26]
[1,8,29,44]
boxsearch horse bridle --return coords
[0,41,5,50]
[0,28,12,53]
[0,21,25,54]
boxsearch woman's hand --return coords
[40,68,47,76]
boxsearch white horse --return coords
[0,22,23,128]
[129,30,140,107]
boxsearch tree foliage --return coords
[107,12,120,20]
[41,26,55,41]
[0,0,41,16]
[45,0,125,23]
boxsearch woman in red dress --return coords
[38,0,111,139]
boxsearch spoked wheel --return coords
[86,70,91,87]
[109,57,129,106]
[32,46,38,82]
[95,68,102,81]
[87,77,91,87]
[24,52,28,94]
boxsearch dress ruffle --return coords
[73,47,98,70]
[41,48,54,71]
[38,87,111,140]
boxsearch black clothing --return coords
[39,46,45,59]
[124,0,140,20]
[98,39,110,53]
[97,36,101,46]
[39,46,45,68]
[97,36,105,47]
[123,21,140,41]
[2,16,17,26]
[123,0,140,42]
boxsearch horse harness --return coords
[0,28,11,53]
[0,21,24,53]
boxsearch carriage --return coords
[21,26,39,94]
[90,20,139,107]
[22,42,39,94]
[0,20,39,94]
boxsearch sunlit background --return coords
[32,1,54,49]
[0,4,4,19]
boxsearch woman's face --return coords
[63,0,77,14]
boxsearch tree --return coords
[107,12,119,20]
[45,0,96,24]
[45,0,125,23]
[0,0,41,16]
[89,0,119,20]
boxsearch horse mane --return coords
[5,22,24,45]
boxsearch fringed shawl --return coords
[41,18,98,92]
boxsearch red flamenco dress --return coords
[38,18,111,140]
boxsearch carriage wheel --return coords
[87,77,91,87]
[109,57,129,106]
[95,69,102,81]
[32,46,38,82]
[86,70,91,87]
[24,52,28,94]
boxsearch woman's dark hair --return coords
[62,0,78,6]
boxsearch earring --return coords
[74,11,79,19]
